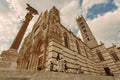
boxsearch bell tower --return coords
[76,15,98,48]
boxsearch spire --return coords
[51,6,59,12]
[41,10,49,21]
[112,43,116,47]
[100,41,104,45]
[36,12,42,25]
[44,10,48,14]
[49,6,59,15]
[76,15,98,48]
[49,6,60,22]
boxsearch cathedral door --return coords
[104,67,111,76]
[37,55,43,70]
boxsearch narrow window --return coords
[85,34,88,37]
[87,38,90,41]
[111,51,119,61]
[83,29,87,32]
[96,50,104,61]
[76,41,81,54]
[64,32,69,48]
[80,22,84,25]
[81,26,85,29]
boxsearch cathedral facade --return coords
[17,6,120,75]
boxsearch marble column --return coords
[10,4,38,50]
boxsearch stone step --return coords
[0,70,119,80]
[0,69,36,78]
[31,71,116,80]
[0,78,30,80]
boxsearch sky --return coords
[0,0,120,53]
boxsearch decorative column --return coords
[10,4,38,50]
[0,4,38,70]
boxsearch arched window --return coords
[96,50,104,61]
[111,51,119,61]
[76,41,80,54]
[64,32,69,48]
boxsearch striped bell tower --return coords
[76,15,98,48]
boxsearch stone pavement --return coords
[0,70,119,80]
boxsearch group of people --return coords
[49,57,68,72]
[76,65,83,74]
[49,53,83,74]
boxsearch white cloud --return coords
[114,0,120,7]
[0,0,74,53]
[81,0,107,16]
[118,33,120,38]
[0,44,9,54]
[61,0,80,30]
[87,7,120,47]
[0,2,20,51]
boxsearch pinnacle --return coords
[52,6,57,10]
[50,6,59,13]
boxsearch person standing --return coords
[59,57,64,72]
[57,58,60,72]
[64,60,68,72]
[50,61,54,71]
[76,65,83,74]
[56,53,60,61]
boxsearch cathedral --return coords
[17,6,120,76]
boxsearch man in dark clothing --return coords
[50,61,54,71]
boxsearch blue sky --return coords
[87,0,118,19]
[0,0,120,53]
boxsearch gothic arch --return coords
[76,41,80,54]
[96,50,104,61]
[50,25,60,34]
[111,51,119,61]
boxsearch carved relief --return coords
[49,25,62,43]
[42,23,47,30]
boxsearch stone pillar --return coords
[0,4,38,70]
[10,4,38,50]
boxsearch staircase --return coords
[0,70,119,80]
[0,70,36,80]
[31,71,116,80]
